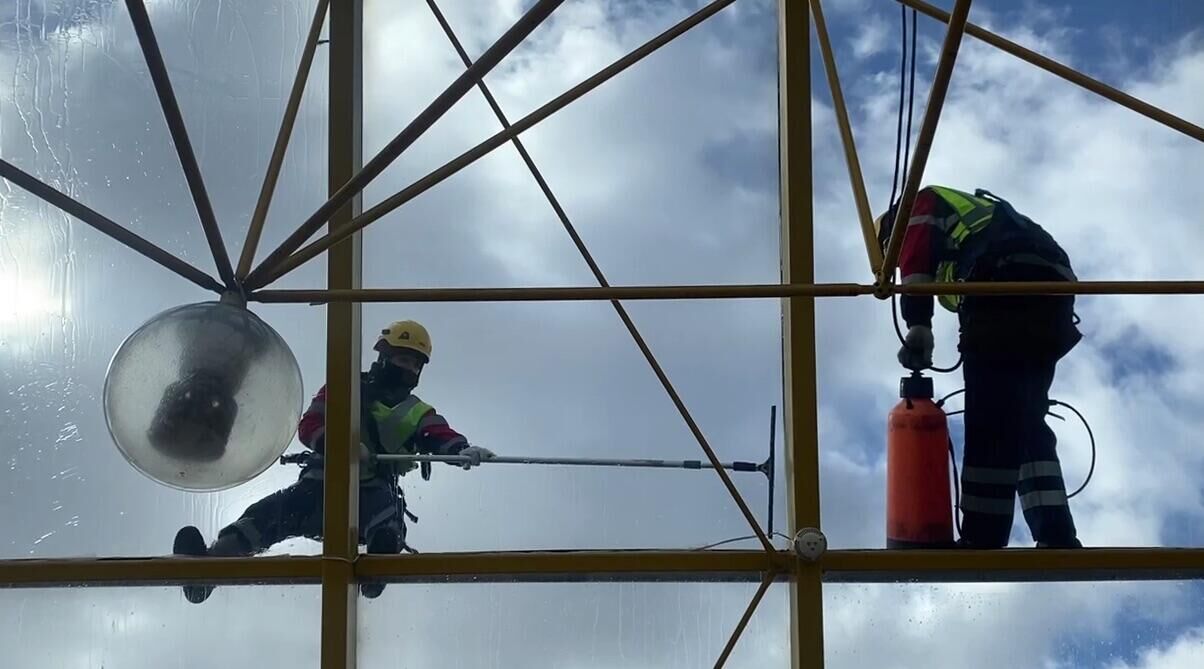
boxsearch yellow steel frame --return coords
[3,1,1204,668]
[778,0,823,665]
[320,0,363,664]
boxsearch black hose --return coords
[888,2,907,211]
[887,8,961,376]
[1051,399,1096,498]
[903,8,916,190]
[937,389,965,407]
[941,396,1097,536]
[890,287,963,374]
[948,436,963,538]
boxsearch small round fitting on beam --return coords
[793,528,828,562]
[872,280,893,300]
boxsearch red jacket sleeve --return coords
[297,385,328,452]
[898,189,942,283]
[898,189,945,327]
[414,409,468,457]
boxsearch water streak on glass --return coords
[0,0,328,559]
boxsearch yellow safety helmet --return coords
[375,320,432,362]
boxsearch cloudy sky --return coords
[1,0,1203,666]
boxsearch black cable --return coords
[903,8,916,187]
[692,532,795,552]
[890,290,963,374]
[930,350,963,374]
[945,402,1094,498]
[948,436,963,538]
[937,389,965,407]
[888,3,907,211]
[941,396,1096,539]
[1051,399,1096,498]
[887,7,961,375]
[890,285,907,343]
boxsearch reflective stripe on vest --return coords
[928,186,998,313]
[929,186,996,244]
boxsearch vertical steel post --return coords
[778,1,823,667]
[321,1,363,667]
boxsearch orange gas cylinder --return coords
[886,373,954,548]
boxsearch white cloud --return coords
[849,14,889,61]
[1106,627,1204,669]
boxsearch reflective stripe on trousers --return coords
[959,465,1018,517]
[1018,460,1070,511]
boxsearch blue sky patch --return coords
[1097,328,1177,384]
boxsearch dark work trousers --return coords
[217,477,407,554]
[954,259,1082,547]
[959,352,1078,547]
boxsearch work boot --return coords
[360,527,402,599]
[173,525,215,604]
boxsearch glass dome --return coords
[103,300,304,491]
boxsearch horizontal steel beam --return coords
[3,548,1204,587]
[356,550,791,583]
[251,280,1204,305]
[252,284,872,302]
[0,552,787,588]
[0,556,322,588]
[897,280,1204,296]
[824,548,1204,583]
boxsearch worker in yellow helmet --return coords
[172,319,494,602]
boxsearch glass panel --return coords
[360,582,788,668]
[360,0,780,288]
[0,1,328,557]
[352,299,782,553]
[815,1,1204,548]
[0,585,319,668]
[825,581,1204,668]
[353,0,782,553]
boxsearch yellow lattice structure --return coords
[2,1,1204,667]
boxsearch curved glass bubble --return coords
[103,301,303,491]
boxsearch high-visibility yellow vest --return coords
[928,186,997,312]
[364,395,433,478]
